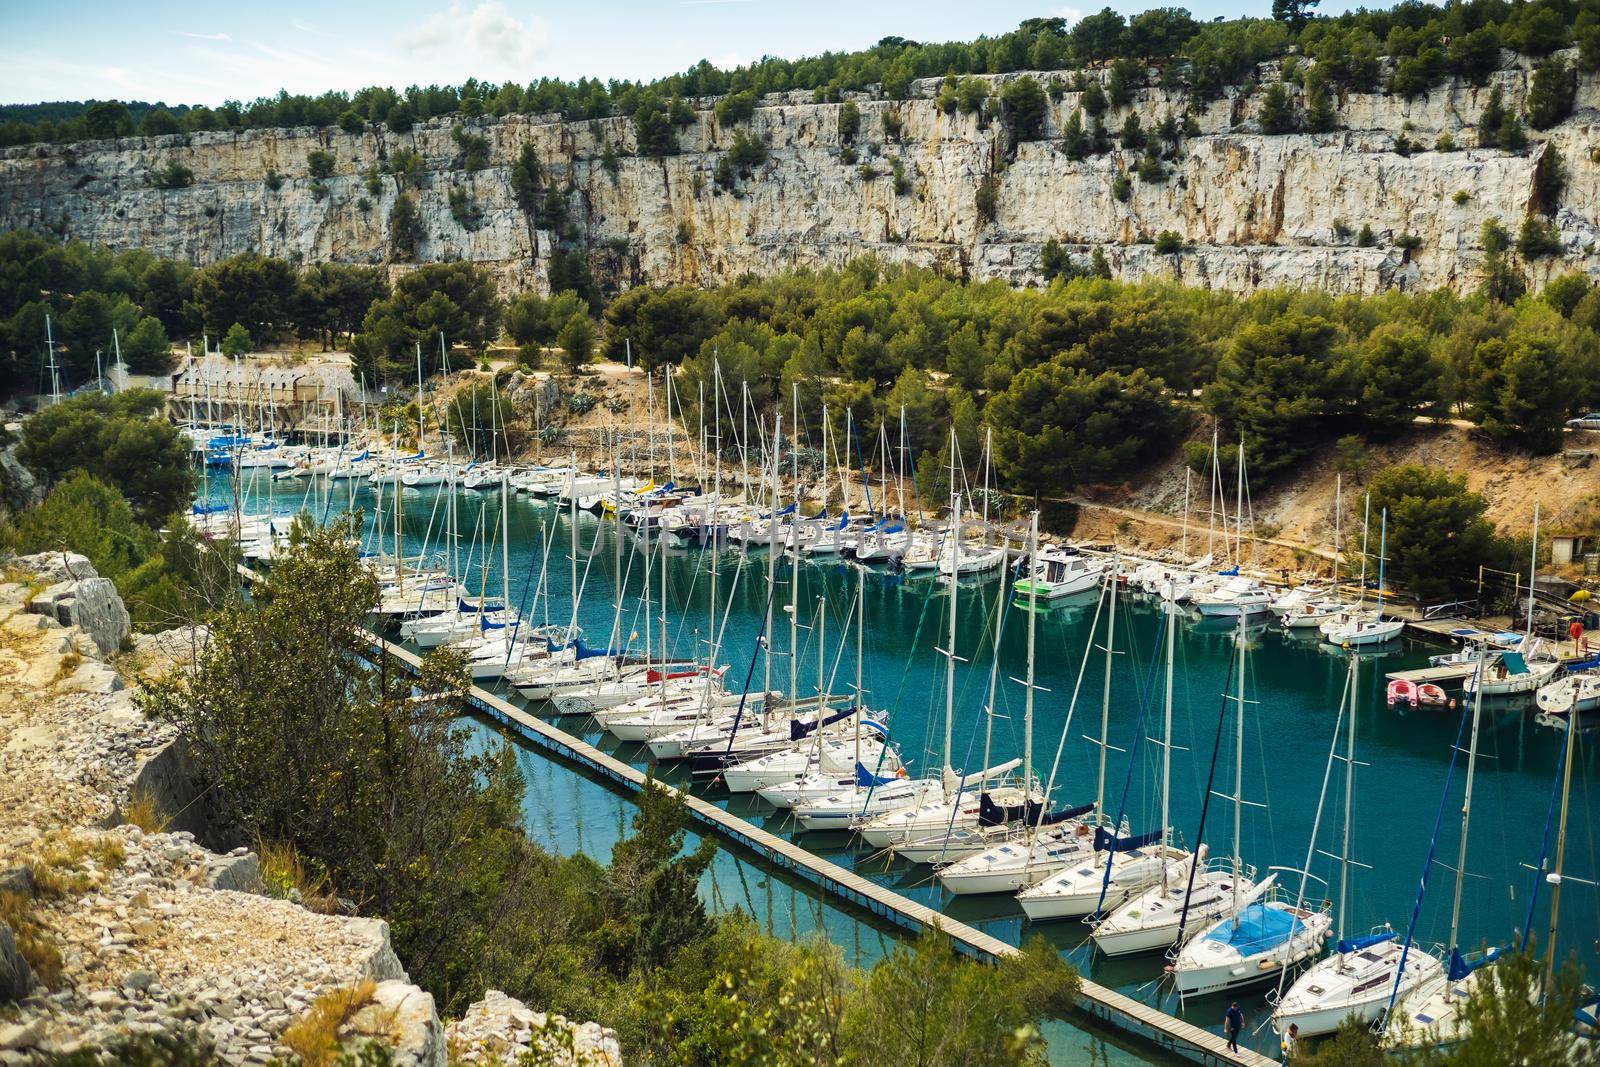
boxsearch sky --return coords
[0,0,1358,108]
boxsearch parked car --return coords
[1568,413,1600,431]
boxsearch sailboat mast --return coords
[1233,610,1246,910]
[1096,551,1118,820]
[1448,641,1488,951]
[945,492,961,778]
[1162,587,1175,857]
[1338,653,1358,943]
[1181,467,1190,560]
[1234,441,1245,566]
[1333,474,1342,590]
[855,552,865,768]
[1024,512,1039,787]
[500,472,511,622]
[790,387,800,722]
[1546,666,1579,987]
[1527,500,1540,637]
[1377,509,1388,615]
[764,415,780,721]
[568,449,579,640]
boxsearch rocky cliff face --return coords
[2,54,1596,297]
[0,556,620,1066]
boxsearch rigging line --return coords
[1032,581,1111,834]
[1171,644,1239,949]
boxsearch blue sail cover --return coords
[573,639,620,660]
[1218,565,1240,577]
[979,792,1028,827]
[1094,827,1163,853]
[1032,801,1095,826]
[790,705,856,740]
[1203,903,1303,955]
[855,762,898,788]
[458,598,505,613]
[1337,931,1396,954]
[1448,945,1507,982]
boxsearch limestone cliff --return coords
[2,54,1596,296]
[0,555,620,1066]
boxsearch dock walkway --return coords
[369,631,1275,1067]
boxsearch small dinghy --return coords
[1386,679,1452,707]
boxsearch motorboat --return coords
[1013,547,1104,600]
[1193,575,1274,617]
[1323,614,1405,648]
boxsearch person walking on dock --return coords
[1223,1002,1244,1053]
[1571,617,1589,656]
[1279,1022,1298,1062]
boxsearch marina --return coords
[208,451,1600,1061]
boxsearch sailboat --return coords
[1280,475,1348,629]
[1193,444,1272,617]
[1170,647,1346,998]
[1019,581,1189,919]
[1382,648,1498,1048]
[938,538,1104,896]
[1090,611,1262,956]
[1324,508,1405,647]
[851,495,1029,850]
[1270,651,1435,1035]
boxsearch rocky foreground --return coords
[0,552,619,1065]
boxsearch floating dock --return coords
[366,630,1274,1067]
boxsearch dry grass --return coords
[30,832,126,898]
[0,889,62,987]
[49,650,82,685]
[280,980,378,1067]
[120,788,171,834]
[257,838,338,913]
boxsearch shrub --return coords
[975,176,999,221]
[1527,55,1577,129]
[1111,173,1131,202]
[1516,216,1563,258]
[152,161,193,189]
[448,186,483,231]
[307,149,335,180]
[1357,223,1376,247]
[1154,229,1183,254]
[264,168,283,191]
[838,100,860,142]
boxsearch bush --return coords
[975,176,999,222]
[1257,82,1297,133]
[1527,55,1577,129]
[306,149,335,180]
[17,392,194,523]
[838,101,860,142]
[1516,217,1563,258]
[152,161,193,189]
[389,193,424,261]
[1154,230,1183,254]
[448,186,484,231]
[714,89,757,126]
[1357,223,1375,247]
[1000,76,1047,141]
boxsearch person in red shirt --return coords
[1572,618,1588,656]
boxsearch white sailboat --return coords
[1091,612,1262,956]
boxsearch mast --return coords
[1234,441,1245,566]
[1527,500,1540,637]
[1337,650,1358,943]
[1358,493,1372,608]
[500,471,511,629]
[1545,661,1579,988]
[1233,609,1247,914]
[1181,467,1190,560]
[1162,582,1175,865]
[1024,511,1039,788]
[1448,638,1488,955]
[789,411,800,723]
[855,547,865,769]
[1333,474,1342,591]
[764,415,781,727]
[568,449,579,641]
[1096,550,1119,820]
[944,492,961,781]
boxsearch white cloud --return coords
[1052,6,1084,27]
[177,31,232,41]
[401,2,551,75]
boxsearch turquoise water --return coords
[208,471,1600,1059]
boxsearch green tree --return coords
[220,322,252,357]
[1527,55,1577,129]
[119,315,172,373]
[975,176,999,222]
[1466,335,1569,452]
[1000,76,1047,141]
[1204,314,1347,479]
[17,391,195,523]
[987,363,1184,495]
[1271,0,1319,29]
[306,149,336,179]
[557,313,594,372]
[1367,465,1505,599]
[389,192,425,261]
[1080,80,1108,118]
[1304,69,1337,132]
[1258,82,1297,133]
[444,382,519,458]
[189,252,298,338]
[838,101,860,142]
[1356,327,1442,437]
[1410,949,1600,1067]
[1107,58,1140,107]
[509,142,542,213]
[84,100,133,138]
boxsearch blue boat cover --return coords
[573,639,620,660]
[1447,944,1506,982]
[1094,827,1163,853]
[1337,931,1395,954]
[1218,566,1240,577]
[979,792,1027,826]
[1203,902,1302,954]
[1032,801,1094,826]
[790,705,856,740]
[458,598,504,613]
[855,762,898,788]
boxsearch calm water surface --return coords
[208,471,1600,1060]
